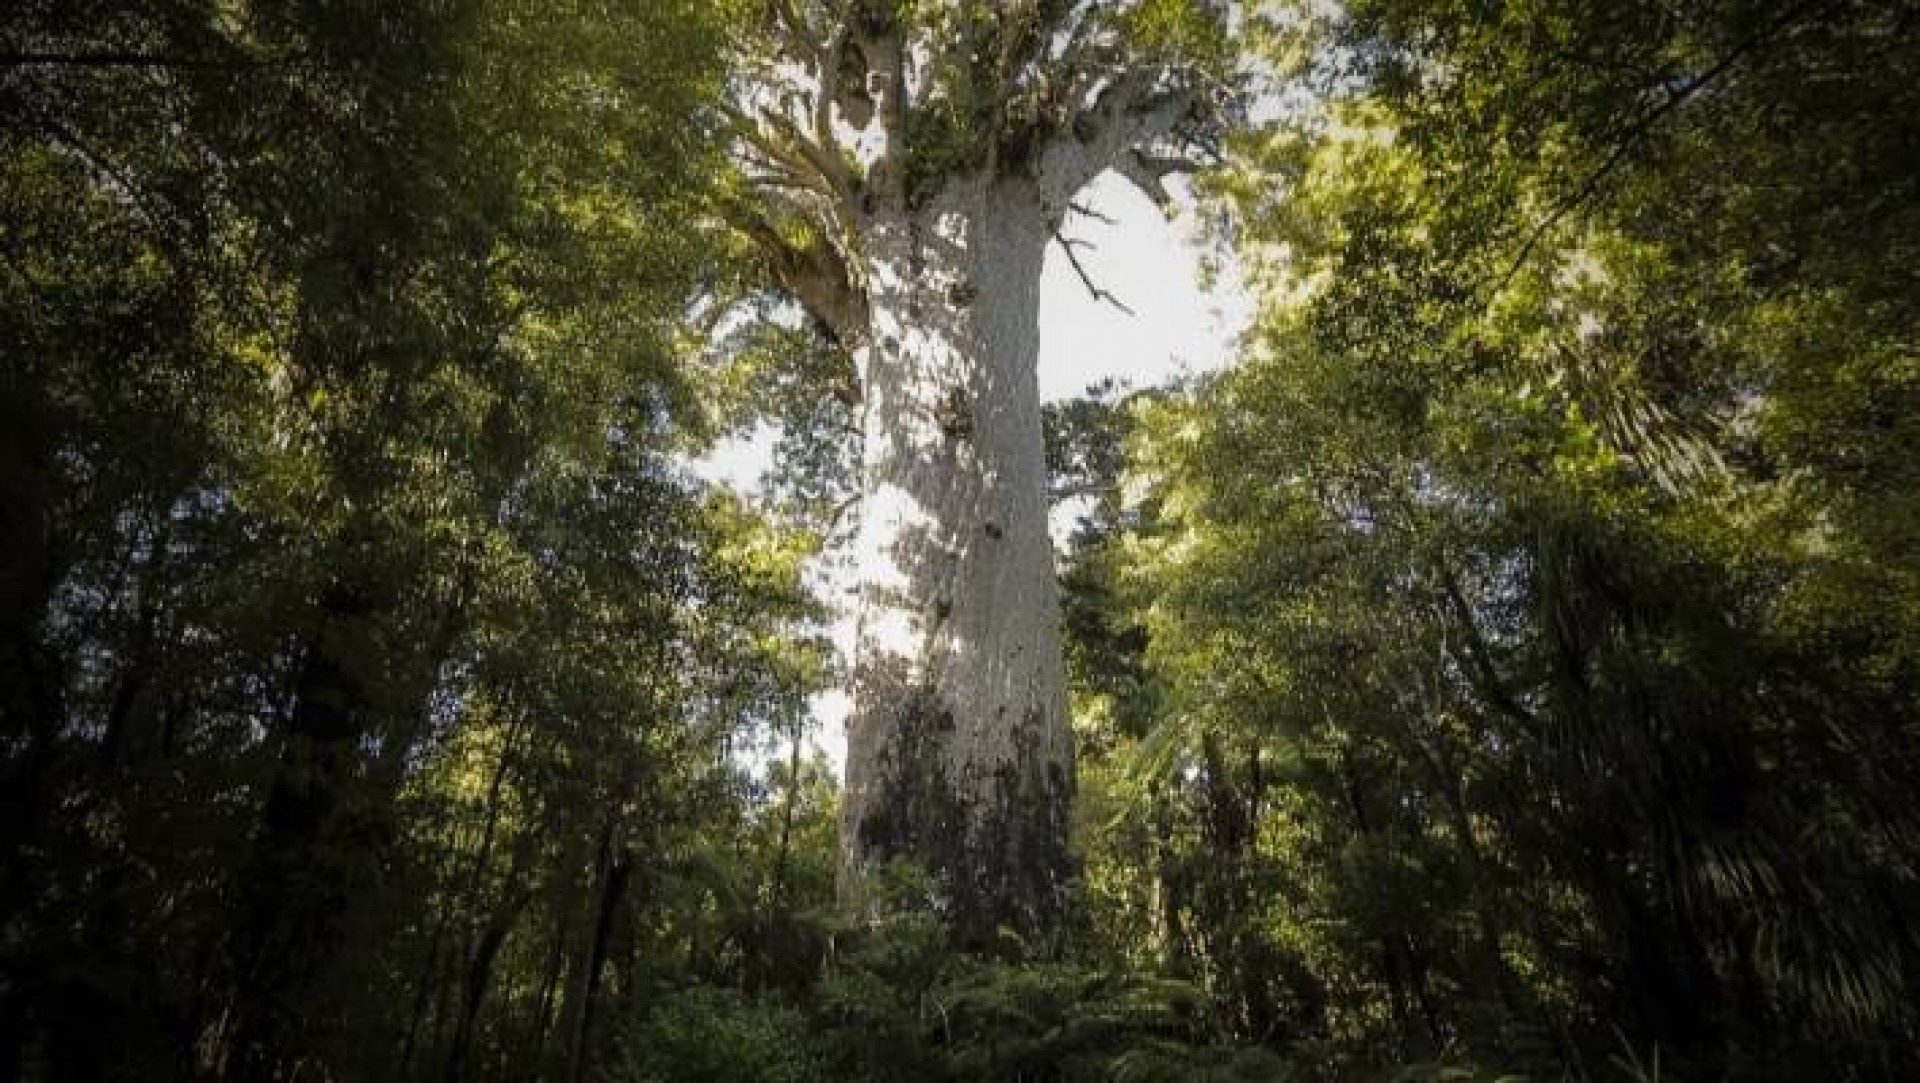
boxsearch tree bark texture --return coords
[841,174,1074,947]
[736,3,1212,947]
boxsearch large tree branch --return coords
[724,88,869,296]
[1112,148,1195,209]
[736,133,834,199]
[767,0,824,64]
[1434,565,1544,737]
[812,17,855,197]
[731,201,869,356]
[1003,0,1086,76]
[1039,71,1205,215]
[760,107,856,209]
[721,6,896,382]
[856,23,909,211]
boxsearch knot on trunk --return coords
[936,386,973,442]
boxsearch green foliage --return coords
[1121,0,1234,69]
[11,2,1920,1081]
[705,308,862,540]
[608,892,1285,1083]
[1055,1,1920,1079]
[0,2,808,1079]
[612,988,825,1083]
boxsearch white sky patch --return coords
[1039,173,1249,400]
[695,174,1250,770]
[1049,493,1099,551]
[684,420,780,492]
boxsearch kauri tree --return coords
[727,0,1233,946]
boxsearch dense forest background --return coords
[5,1,1919,1080]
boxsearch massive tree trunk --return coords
[841,175,1073,944]
[732,1,1217,946]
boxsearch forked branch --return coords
[1053,231,1135,315]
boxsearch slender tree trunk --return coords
[1149,782,1193,972]
[527,893,571,1072]
[446,887,532,1083]
[224,586,373,1082]
[0,401,65,1076]
[750,723,807,994]
[840,173,1074,949]
[405,727,519,1076]
[563,816,630,1083]
[101,518,171,768]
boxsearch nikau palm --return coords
[729,0,1225,942]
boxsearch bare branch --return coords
[825,490,863,535]
[1067,200,1117,225]
[1053,230,1135,316]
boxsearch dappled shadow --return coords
[840,173,1077,948]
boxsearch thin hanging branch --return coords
[1054,230,1135,315]
[1067,199,1118,225]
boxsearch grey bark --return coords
[738,6,1210,949]
[839,174,1075,948]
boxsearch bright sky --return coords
[696,172,1250,767]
